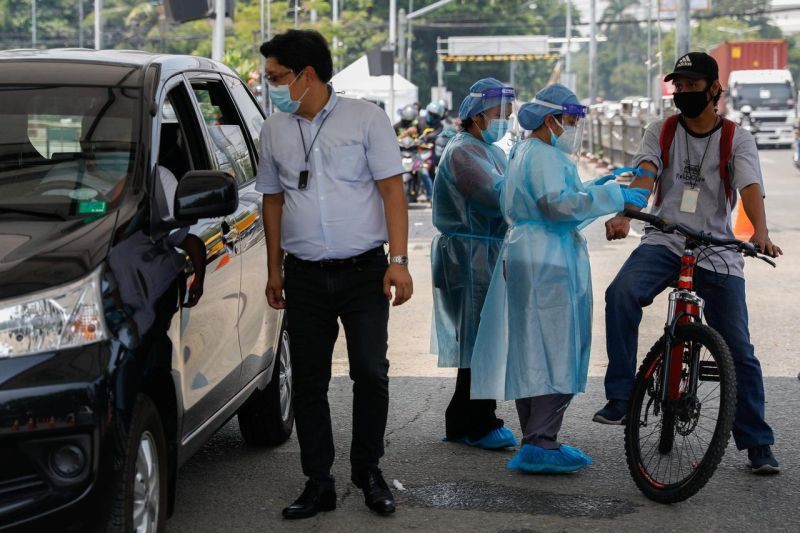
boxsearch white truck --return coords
[726,69,796,147]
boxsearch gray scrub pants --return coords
[515,394,573,449]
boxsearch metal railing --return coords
[583,109,669,168]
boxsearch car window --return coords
[0,85,140,216]
[158,83,209,179]
[190,79,256,185]
[223,75,264,159]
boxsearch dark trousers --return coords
[604,244,774,450]
[515,394,573,449]
[445,368,504,441]
[283,248,390,481]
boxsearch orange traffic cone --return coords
[733,201,754,241]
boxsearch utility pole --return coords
[332,0,339,72]
[294,0,299,28]
[94,0,102,50]
[79,0,84,48]
[405,0,414,81]
[657,0,663,117]
[212,0,226,61]
[261,0,268,112]
[646,0,652,102]
[389,0,396,122]
[589,0,596,153]
[398,9,406,79]
[565,0,572,91]
[31,0,37,48]
[676,0,690,60]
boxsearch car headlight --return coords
[0,267,107,358]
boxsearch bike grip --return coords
[622,209,661,226]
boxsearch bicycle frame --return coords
[661,240,706,404]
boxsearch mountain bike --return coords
[621,209,776,503]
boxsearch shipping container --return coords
[709,40,789,88]
[708,40,795,146]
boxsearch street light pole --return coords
[565,0,572,91]
[676,0,690,60]
[79,0,84,48]
[94,0,102,50]
[212,0,226,61]
[31,0,37,48]
[646,0,652,102]
[389,0,396,123]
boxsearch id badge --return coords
[680,188,699,214]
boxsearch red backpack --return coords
[655,114,737,207]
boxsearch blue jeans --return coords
[420,168,433,198]
[604,244,774,450]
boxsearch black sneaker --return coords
[592,400,629,425]
[747,445,780,475]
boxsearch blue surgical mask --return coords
[480,115,509,144]
[268,71,308,113]
[548,117,578,155]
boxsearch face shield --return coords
[532,97,588,161]
[470,87,516,145]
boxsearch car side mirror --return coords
[174,171,238,221]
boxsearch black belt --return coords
[285,246,386,270]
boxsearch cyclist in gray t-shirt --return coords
[593,52,783,475]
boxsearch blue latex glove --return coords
[620,186,651,209]
[593,173,616,185]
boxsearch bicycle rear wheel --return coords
[625,323,736,503]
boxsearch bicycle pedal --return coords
[698,361,720,382]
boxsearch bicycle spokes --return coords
[626,324,735,502]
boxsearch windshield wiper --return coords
[0,206,69,221]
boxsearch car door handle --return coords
[220,220,239,250]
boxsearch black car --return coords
[0,49,293,531]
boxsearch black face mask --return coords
[673,90,713,118]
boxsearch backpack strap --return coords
[719,118,736,207]
[655,115,680,207]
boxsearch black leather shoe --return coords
[351,469,395,515]
[282,479,337,519]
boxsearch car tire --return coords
[238,320,294,446]
[108,394,168,533]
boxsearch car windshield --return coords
[734,83,793,110]
[0,85,141,218]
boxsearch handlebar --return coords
[622,209,776,267]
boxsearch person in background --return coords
[431,78,518,451]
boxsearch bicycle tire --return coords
[625,323,736,503]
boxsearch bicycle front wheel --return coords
[625,323,737,503]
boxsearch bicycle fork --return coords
[661,249,706,405]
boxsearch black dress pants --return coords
[445,368,504,441]
[283,247,389,482]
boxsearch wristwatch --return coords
[389,255,409,267]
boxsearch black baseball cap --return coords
[664,52,719,82]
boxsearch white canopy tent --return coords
[331,55,419,122]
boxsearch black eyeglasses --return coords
[265,70,294,84]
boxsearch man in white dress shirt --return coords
[256,30,412,519]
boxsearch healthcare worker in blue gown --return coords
[430,78,517,449]
[470,84,651,473]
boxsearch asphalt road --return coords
[169,149,800,532]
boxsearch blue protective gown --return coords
[470,138,625,400]
[431,131,508,368]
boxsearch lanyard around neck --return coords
[297,108,334,169]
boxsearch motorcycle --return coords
[399,135,434,203]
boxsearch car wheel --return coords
[108,395,168,533]
[238,320,294,446]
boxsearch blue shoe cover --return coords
[460,427,518,449]
[507,444,592,474]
